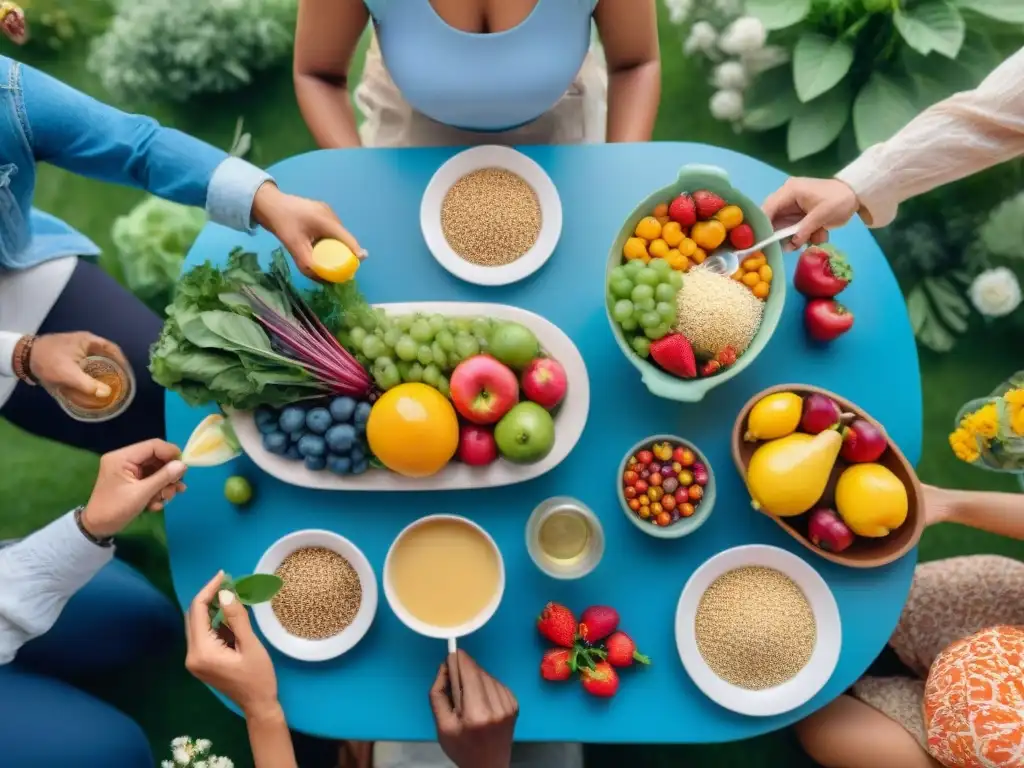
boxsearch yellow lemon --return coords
[836,464,908,537]
[744,392,802,442]
[367,383,458,477]
[183,414,241,467]
[311,239,360,283]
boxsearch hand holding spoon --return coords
[701,223,802,276]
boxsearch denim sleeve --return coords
[19,62,272,232]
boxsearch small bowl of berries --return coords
[618,435,715,539]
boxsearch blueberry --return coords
[350,445,366,464]
[329,396,357,423]
[306,407,333,435]
[255,407,278,433]
[325,423,357,454]
[327,454,352,475]
[284,445,302,460]
[354,401,372,425]
[262,431,288,455]
[279,406,306,434]
[351,459,369,475]
[304,454,327,471]
[289,430,306,444]
[297,434,326,458]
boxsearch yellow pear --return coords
[746,429,844,517]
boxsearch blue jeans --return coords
[0,558,179,767]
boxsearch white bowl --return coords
[252,529,378,662]
[383,515,505,640]
[420,145,562,286]
[675,544,841,717]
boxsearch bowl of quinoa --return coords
[252,529,378,662]
[605,165,786,402]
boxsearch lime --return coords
[224,476,253,506]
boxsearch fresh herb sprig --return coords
[209,572,284,630]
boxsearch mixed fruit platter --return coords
[150,248,588,489]
[733,385,923,567]
[607,188,772,381]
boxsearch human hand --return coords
[430,650,518,768]
[81,439,187,539]
[0,2,27,44]
[922,484,960,527]
[252,183,365,281]
[761,177,861,250]
[185,570,280,720]
[28,331,130,401]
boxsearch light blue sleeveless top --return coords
[367,0,597,132]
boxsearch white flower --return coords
[173,745,192,765]
[171,738,189,750]
[712,61,748,90]
[969,267,1022,317]
[162,762,175,768]
[684,21,718,55]
[713,0,744,16]
[741,45,791,75]
[710,89,745,121]
[207,757,234,768]
[718,16,768,55]
[195,740,212,754]
[662,0,693,25]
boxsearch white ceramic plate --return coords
[231,301,590,492]
[420,145,563,286]
[675,544,841,717]
[252,529,378,662]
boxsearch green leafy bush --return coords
[87,0,296,103]
[17,0,108,49]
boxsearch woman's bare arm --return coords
[294,0,370,148]
[594,0,660,143]
[925,484,1024,540]
[247,703,298,768]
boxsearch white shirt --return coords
[837,47,1024,228]
[0,510,113,665]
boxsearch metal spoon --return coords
[701,223,802,276]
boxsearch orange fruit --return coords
[752,281,770,299]
[677,238,697,257]
[691,247,707,264]
[690,220,727,251]
[634,216,662,241]
[366,383,458,477]
[742,271,760,287]
[758,264,773,283]
[653,202,669,219]
[649,238,670,259]
[742,253,767,271]
[661,221,684,247]
[623,237,649,261]
[715,205,744,230]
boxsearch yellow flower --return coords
[960,403,1000,441]
[1012,407,1024,437]
[949,428,981,463]
[1004,388,1024,407]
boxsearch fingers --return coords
[118,438,182,466]
[188,571,225,647]
[58,361,114,399]
[316,206,365,259]
[217,589,258,647]
[146,481,187,512]
[82,333,130,371]
[790,209,830,249]
[281,233,319,281]
[429,662,459,731]
[453,649,485,704]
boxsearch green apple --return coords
[495,402,555,463]
[488,322,540,369]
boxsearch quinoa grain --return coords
[272,547,361,640]
[441,168,541,266]
[695,566,816,690]
[675,269,764,357]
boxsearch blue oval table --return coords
[166,142,922,744]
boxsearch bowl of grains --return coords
[421,145,562,286]
[252,529,378,662]
[675,544,841,717]
[605,165,785,402]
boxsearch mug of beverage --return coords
[49,355,135,423]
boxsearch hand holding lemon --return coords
[310,239,362,283]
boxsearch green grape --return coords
[372,356,399,389]
[417,345,434,365]
[405,362,424,382]
[631,337,651,358]
[471,318,491,338]
[635,268,659,287]
[656,301,676,322]
[361,335,386,359]
[422,363,442,387]
[640,311,662,329]
[620,317,638,332]
[436,329,455,353]
[655,282,677,302]
[668,271,684,289]
[623,259,645,277]
[396,315,414,332]
[613,299,634,323]
[454,334,479,359]
[609,277,633,299]
[636,297,656,312]
[630,284,654,303]
[395,335,418,361]
[383,327,401,348]
[428,314,446,334]
[431,342,448,370]
[349,326,367,348]
[450,318,472,334]
[436,375,450,398]
[645,324,670,340]
[410,319,434,343]
[609,265,627,282]
[475,335,489,353]
[649,258,672,276]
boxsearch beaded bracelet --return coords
[12,334,38,386]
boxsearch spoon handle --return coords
[734,222,803,260]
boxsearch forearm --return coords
[935,487,1024,540]
[295,74,362,149]
[605,61,661,143]
[246,703,298,768]
[0,331,19,378]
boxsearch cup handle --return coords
[676,164,730,187]
[640,369,709,403]
[447,637,463,715]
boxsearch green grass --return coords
[1,7,1021,767]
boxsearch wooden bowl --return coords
[731,384,924,568]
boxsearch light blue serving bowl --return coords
[606,165,786,402]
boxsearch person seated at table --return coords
[795,483,1024,768]
[293,0,660,148]
[762,46,1024,250]
[186,573,583,768]
[0,438,188,767]
[0,8,363,457]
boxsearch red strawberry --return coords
[700,359,722,377]
[728,223,755,250]
[649,334,697,379]
[537,602,577,648]
[581,661,619,698]
[668,193,697,227]
[605,631,651,668]
[693,189,726,219]
[540,648,573,681]
[715,345,738,367]
[579,605,619,643]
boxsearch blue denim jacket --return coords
[0,56,273,270]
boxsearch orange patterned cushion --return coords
[924,626,1024,768]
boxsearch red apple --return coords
[800,393,841,434]
[457,425,498,466]
[807,508,855,553]
[521,358,567,409]
[449,355,519,425]
[842,419,887,463]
